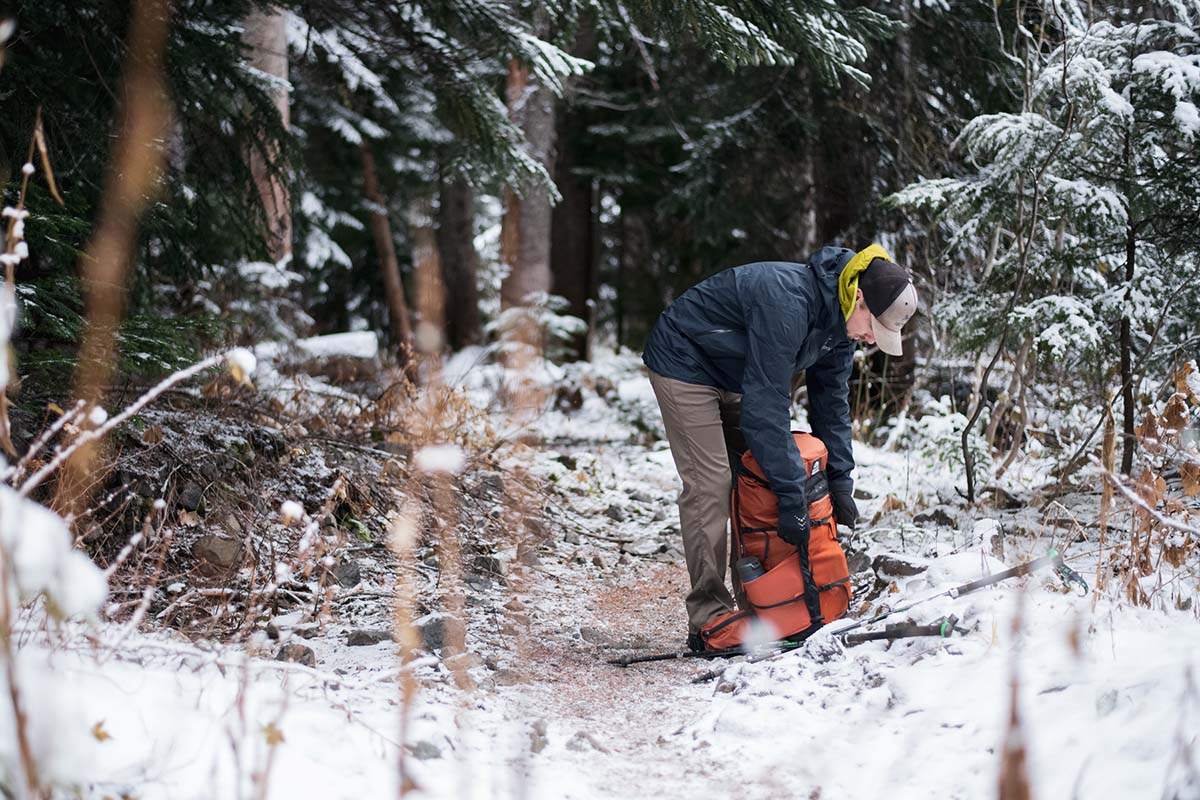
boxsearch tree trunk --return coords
[549,118,595,361]
[500,57,557,312]
[1120,223,1136,475]
[359,141,412,367]
[410,196,444,362]
[436,176,482,350]
[242,9,291,262]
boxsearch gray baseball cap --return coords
[859,257,918,356]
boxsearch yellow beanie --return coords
[839,244,892,320]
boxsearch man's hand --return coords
[778,506,811,547]
[832,491,859,529]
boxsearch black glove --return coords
[778,505,811,547]
[832,490,859,529]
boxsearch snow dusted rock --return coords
[329,559,361,588]
[872,553,928,577]
[604,504,627,522]
[471,553,505,577]
[406,741,442,761]
[444,652,484,671]
[913,505,958,527]
[630,489,655,504]
[564,530,582,545]
[566,730,610,753]
[346,628,393,646]
[624,538,665,557]
[417,612,466,653]
[579,626,616,645]
[275,643,316,667]
[192,534,241,574]
[493,668,524,686]
[529,719,549,754]
[177,481,204,512]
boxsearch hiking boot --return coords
[686,632,704,653]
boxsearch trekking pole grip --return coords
[950,553,1060,598]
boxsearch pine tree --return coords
[891,0,1200,486]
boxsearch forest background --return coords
[1,2,1199,798]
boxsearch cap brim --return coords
[872,316,903,357]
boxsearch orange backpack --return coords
[699,432,852,650]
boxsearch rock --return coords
[493,668,524,686]
[913,505,958,527]
[846,549,873,575]
[853,487,876,500]
[566,730,609,753]
[652,507,668,521]
[554,454,577,471]
[524,516,547,538]
[329,560,361,588]
[444,652,485,671]
[503,598,525,611]
[177,482,204,512]
[478,471,505,497]
[604,504,627,522]
[555,385,584,411]
[346,628,392,646]
[193,535,241,575]
[593,376,615,399]
[591,555,606,569]
[579,626,615,645]
[630,490,654,504]
[275,644,316,667]
[471,554,505,577]
[564,531,581,545]
[624,539,664,557]
[872,554,928,577]
[406,741,442,761]
[417,613,466,653]
[529,719,549,754]
[618,553,631,566]
[465,575,495,593]
[516,542,541,566]
[981,485,1024,510]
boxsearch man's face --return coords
[846,289,875,345]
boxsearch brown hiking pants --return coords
[648,370,747,633]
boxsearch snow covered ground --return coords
[6,346,1200,799]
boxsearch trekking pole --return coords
[832,548,1087,639]
[690,550,1088,681]
[608,644,746,667]
[841,615,967,646]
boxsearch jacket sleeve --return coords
[806,337,855,494]
[740,300,810,514]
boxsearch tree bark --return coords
[436,176,482,350]
[549,118,595,361]
[359,141,412,367]
[1120,222,1136,475]
[242,9,291,262]
[499,57,556,312]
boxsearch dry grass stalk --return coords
[998,592,1032,800]
[56,0,173,520]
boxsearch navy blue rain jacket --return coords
[642,246,856,516]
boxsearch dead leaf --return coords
[1162,393,1189,431]
[1182,462,1200,497]
[178,510,200,527]
[92,720,112,742]
[1176,361,1198,404]
[881,494,905,512]
[142,423,165,445]
[262,722,285,747]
